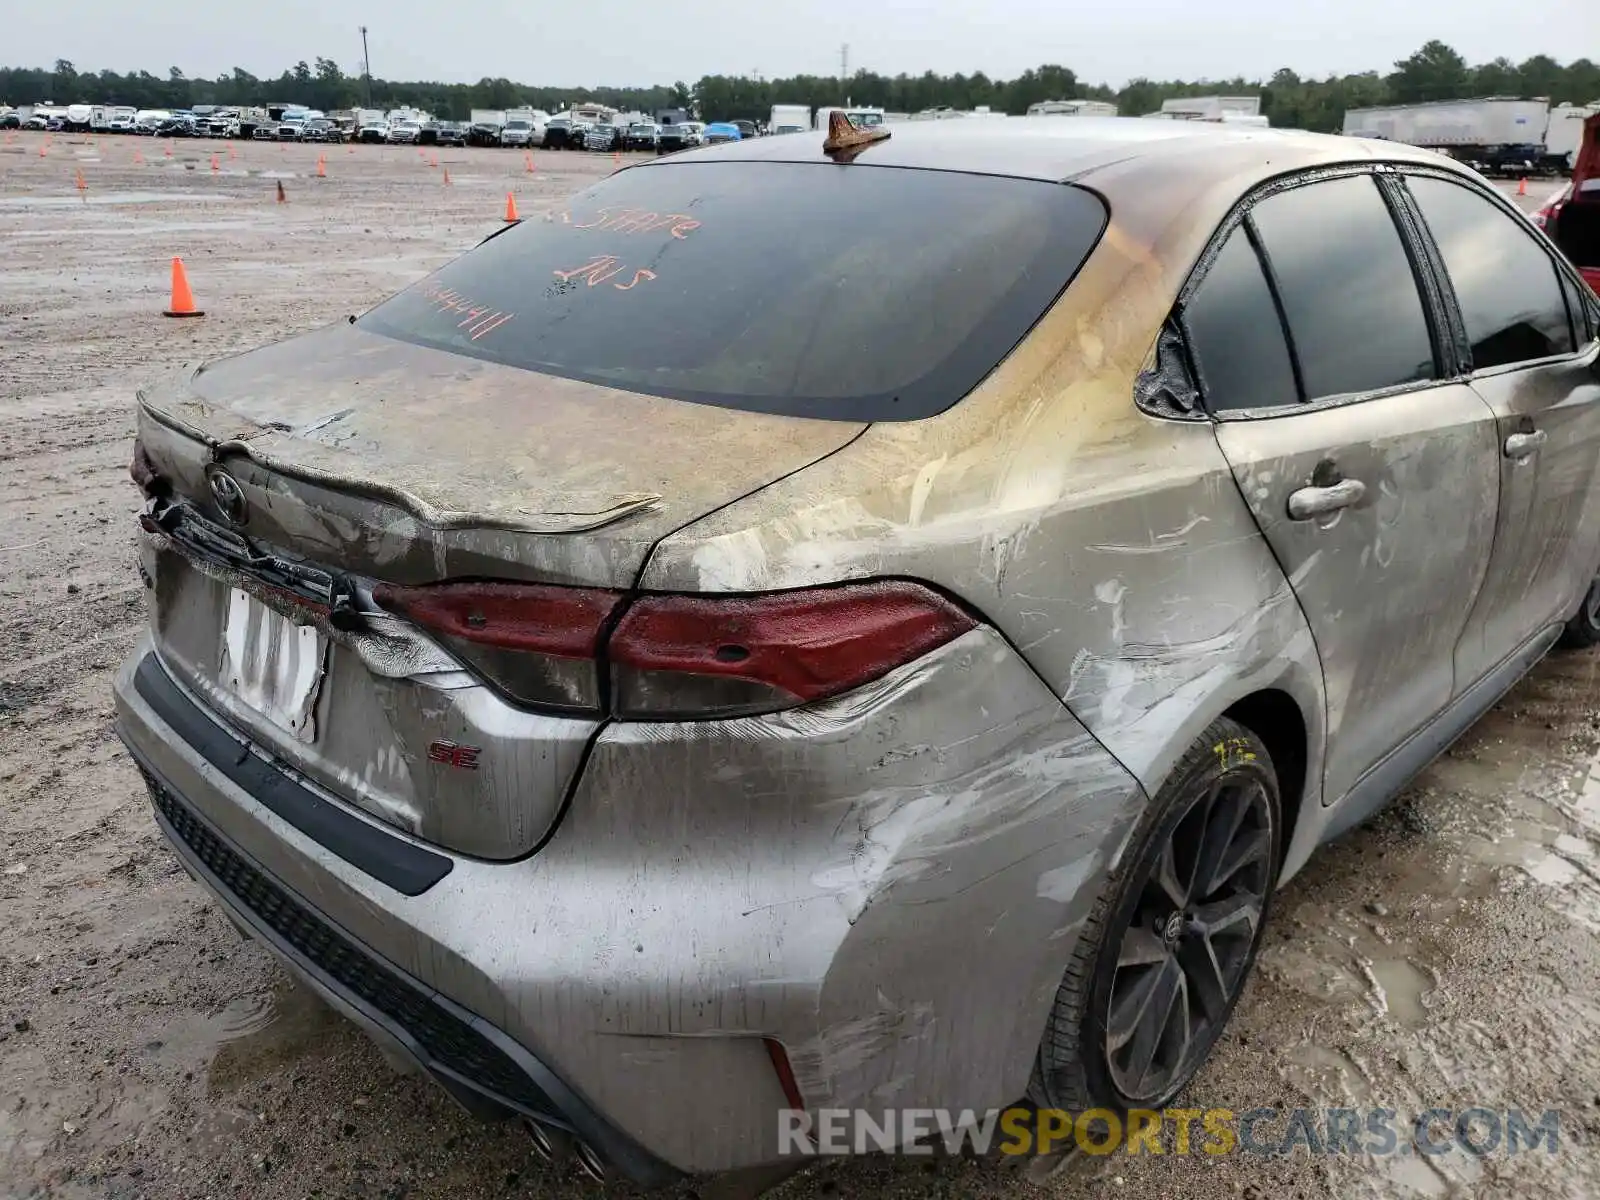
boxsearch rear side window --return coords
[1249,175,1437,400]
[1558,269,1594,345]
[1406,175,1576,369]
[359,162,1108,421]
[1185,226,1298,412]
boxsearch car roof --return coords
[660,116,1470,192]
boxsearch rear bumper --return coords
[114,628,1144,1173]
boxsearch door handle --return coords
[1504,429,1548,459]
[1287,478,1366,521]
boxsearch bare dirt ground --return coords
[1,132,1595,1200]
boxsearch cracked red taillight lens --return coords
[375,578,975,720]
[607,581,976,719]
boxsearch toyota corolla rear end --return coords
[113,142,1148,1180]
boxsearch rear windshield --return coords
[359,161,1107,420]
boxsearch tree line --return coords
[1,42,1595,131]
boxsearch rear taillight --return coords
[608,581,975,719]
[374,578,976,720]
[373,580,625,713]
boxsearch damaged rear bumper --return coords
[112,627,1146,1174]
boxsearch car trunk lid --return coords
[134,322,864,859]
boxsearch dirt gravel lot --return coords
[1,130,1596,1200]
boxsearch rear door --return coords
[1195,171,1501,805]
[1399,171,1600,686]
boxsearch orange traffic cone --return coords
[227,142,236,160]
[162,257,204,318]
[133,148,144,165]
[612,149,620,165]
[75,168,86,192]
[210,153,219,172]
[164,144,172,159]
[525,152,534,174]
[442,168,452,186]
[430,154,439,168]
[38,143,47,158]
[1517,177,1528,196]
[276,180,287,203]
[316,155,326,178]
[504,192,519,221]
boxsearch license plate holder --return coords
[219,587,328,743]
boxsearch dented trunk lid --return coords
[135,322,864,860]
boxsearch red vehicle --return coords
[1545,113,1600,292]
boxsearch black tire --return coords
[1029,717,1281,1114]
[1561,575,1600,648]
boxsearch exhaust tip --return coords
[573,1139,606,1182]
[523,1118,556,1162]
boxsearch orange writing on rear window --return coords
[556,206,700,239]
[417,281,516,341]
[552,255,658,292]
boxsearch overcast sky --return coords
[10,0,1595,88]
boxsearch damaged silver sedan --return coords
[114,116,1600,1183]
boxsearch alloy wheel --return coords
[1104,775,1273,1102]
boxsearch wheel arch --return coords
[1224,688,1310,882]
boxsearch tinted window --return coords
[1408,175,1575,368]
[359,162,1107,421]
[1186,226,1299,412]
[1250,175,1436,400]
[1558,269,1594,345]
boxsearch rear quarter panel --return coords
[641,143,1336,875]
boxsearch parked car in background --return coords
[107,113,136,133]
[115,120,1600,1188]
[467,122,502,148]
[702,121,742,144]
[583,121,623,152]
[500,118,537,148]
[655,122,703,154]
[358,119,388,144]
[542,118,576,150]
[386,119,421,144]
[0,111,21,130]
[156,116,198,138]
[299,118,343,143]
[731,119,758,140]
[435,121,467,147]
[623,122,659,151]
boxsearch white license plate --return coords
[219,587,328,743]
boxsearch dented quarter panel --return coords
[116,626,1145,1170]
[639,141,1337,816]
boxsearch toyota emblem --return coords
[206,466,248,526]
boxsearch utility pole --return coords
[359,26,372,107]
[840,43,849,103]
